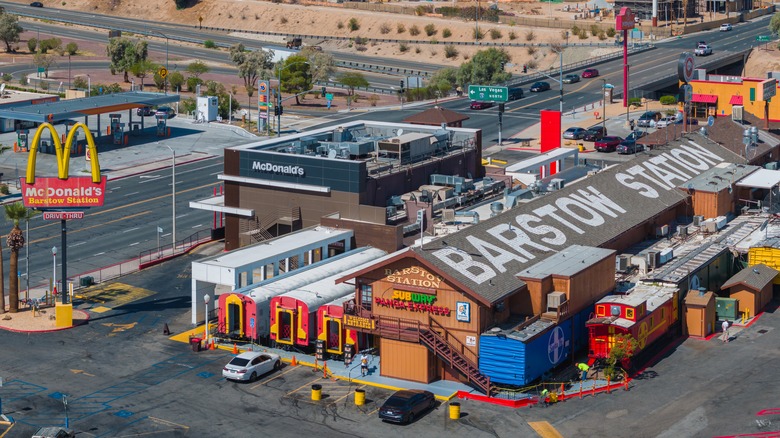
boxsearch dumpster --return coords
[190,337,202,352]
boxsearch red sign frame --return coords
[21,176,107,209]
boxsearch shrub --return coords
[186,76,203,92]
[399,42,409,53]
[525,30,535,41]
[509,31,517,40]
[415,47,421,53]
[415,5,433,15]
[348,18,360,31]
[660,95,678,105]
[73,76,87,89]
[409,25,420,36]
[527,46,537,55]
[19,73,26,87]
[425,24,437,36]
[397,23,406,33]
[1,73,11,82]
[578,29,588,39]
[280,17,288,24]
[65,42,78,55]
[443,28,452,38]
[572,25,580,35]
[598,30,607,40]
[368,95,379,106]
[473,28,484,40]
[606,27,616,37]
[204,40,217,49]
[337,21,344,30]
[380,23,391,34]
[550,42,563,53]
[430,38,438,44]
[490,29,502,40]
[27,38,37,53]
[444,45,458,58]
[0,184,8,195]
[526,59,538,69]
[590,24,601,36]
[628,97,642,107]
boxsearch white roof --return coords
[504,148,578,174]
[737,168,780,189]
[241,247,386,304]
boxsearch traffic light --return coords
[400,80,405,92]
[279,105,283,116]
[500,62,505,71]
[523,65,528,74]
[498,103,505,113]
[321,86,326,97]
[274,106,279,116]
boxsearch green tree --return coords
[73,76,88,90]
[168,71,185,92]
[229,43,274,123]
[604,333,636,379]
[33,53,56,78]
[106,38,148,83]
[203,80,240,120]
[39,37,61,54]
[65,42,78,56]
[130,59,157,90]
[152,71,166,91]
[0,10,22,53]
[186,60,209,79]
[456,47,511,86]
[429,67,458,97]
[27,37,36,53]
[338,72,368,96]
[279,55,312,105]
[770,12,780,35]
[300,47,335,85]
[4,202,30,313]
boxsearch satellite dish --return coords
[690,274,701,291]
[328,149,337,159]
[396,128,404,137]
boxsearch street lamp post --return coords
[87,74,90,97]
[203,294,211,343]
[51,246,57,300]
[600,78,607,132]
[162,144,176,251]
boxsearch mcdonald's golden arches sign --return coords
[20,123,106,209]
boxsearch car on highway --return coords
[583,126,607,141]
[617,131,648,154]
[563,127,587,140]
[137,106,156,117]
[156,106,176,119]
[470,101,494,110]
[720,23,732,31]
[29,1,43,6]
[637,111,663,128]
[582,68,599,78]
[378,389,436,424]
[530,81,551,92]
[655,116,681,128]
[222,351,281,382]
[563,74,580,84]
[695,44,712,56]
[508,87,524,100]
[595,136,623,152]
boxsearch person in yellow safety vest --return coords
[577,362,590,381]
[540,388,550,407]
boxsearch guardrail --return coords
[139,229,213,267]
[334,61,432,78]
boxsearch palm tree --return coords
[5,202,29,313]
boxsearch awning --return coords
[729,95,744,105]
[736,169,780,189]
[692,94,718,104]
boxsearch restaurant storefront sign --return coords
[375,290,450,316]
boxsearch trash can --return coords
[190,337,202,352]
[354,388,365,406]
[311,384,322,401]
[449,402,460,420]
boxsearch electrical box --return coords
[547,291,567,311]
[197,96,219,122]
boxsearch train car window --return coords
[625,308,635,320]
[610,305,621,316]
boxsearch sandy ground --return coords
[0,306,89,332]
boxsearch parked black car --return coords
[530,81,551,92]
[137,106,155,117]
[508,87,524,100]
[378,390,436,424]
[583,126,607,141]
[636,111,662,128]
[617,131,648,154]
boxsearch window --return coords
[625,308,635,320]
[596,305,605,316]
[360,284,373,311]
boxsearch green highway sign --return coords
[757,35,772,42]
[468,85,508,102]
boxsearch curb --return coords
[107,153,217,181]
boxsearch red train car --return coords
[316,295,358,355]
[586,283,679,365]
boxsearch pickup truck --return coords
[694,45,712,56]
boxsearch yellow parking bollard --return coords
[354,388,365,406]
[449,402,461,420]
[311,384,322,401]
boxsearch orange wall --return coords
[729,284,773,316]
[691,189,734,219]
[690,78,780,121]
[379,337,432,383]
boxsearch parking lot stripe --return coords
[251,366,298,389]
[287,377,325,396]
[528,421,564,438]
[330,384,364,405]
[0,423,15,438]
[149,416,190,431]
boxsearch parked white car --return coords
[223,351,281,382]
[655,116,680,128]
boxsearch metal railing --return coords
[138,229,213,266]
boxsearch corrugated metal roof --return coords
[721,264,778,291]
[517,245,615,279]
[413,138,736,301]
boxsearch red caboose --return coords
[316,295,358,355]
[587,283,679,364]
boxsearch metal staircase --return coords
[419,319,491,395]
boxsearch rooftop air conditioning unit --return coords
[617,255,630,272]
[678,225,689,237]
[647,251,660,268]
[693,215,704,227]
[386,206,397,218]
[766,162,779,171]
[656,225,669,237]
[732,105,743,123]
[547,291,567,312]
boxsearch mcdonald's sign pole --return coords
[21,122,105,326]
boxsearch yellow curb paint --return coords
[90,306,111,313]
[528,421,564,438]
[0,423,15,438]
[169,325,206,343]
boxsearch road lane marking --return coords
[529,421,564,438]
[124,192,140,197]
[123,227,140,233]
[129,242,139,246]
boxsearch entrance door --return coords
[228,303,241,335]
[276,310,294,345]
[325,318,342,354]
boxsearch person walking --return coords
[360,354,369,376]
[577,362,590,381]
[721,320,730,343]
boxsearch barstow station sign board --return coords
[20,123,105,209]
[416,139,745,295]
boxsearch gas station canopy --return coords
[0,91,180,123]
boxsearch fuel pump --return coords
[16,129,28,152]
[109,113,124,145]
[156,112,168,137]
